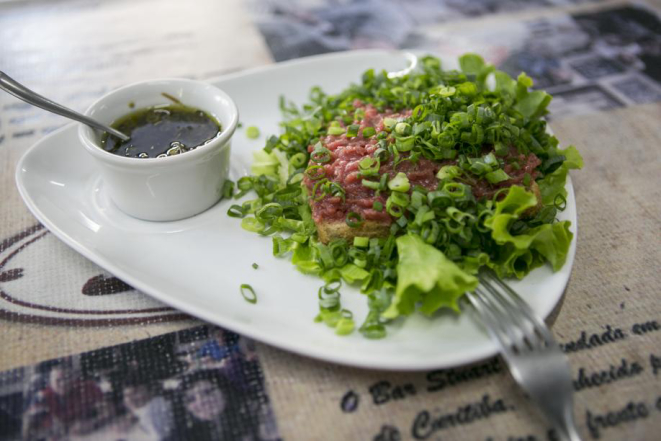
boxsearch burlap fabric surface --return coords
[1,1,660,440]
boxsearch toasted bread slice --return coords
[316,182,543,243]
[317,220,391,244]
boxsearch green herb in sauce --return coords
[101,104,222,158]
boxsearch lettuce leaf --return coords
[458,53,495,91]
[485,185,538,249]
[494,70,516,96]
[291,242,322,275]
[251,150,279,177]
[561,144,584,169]
[485,186,574,278]
[382,235,478,319]
[513,73,552,119]
[530,221,573,272]
[459,53,485,76]
[515,90,552,119]
[538,145,583,205]
[250,149,289,185]
[495,245,538,279]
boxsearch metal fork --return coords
[466,270,582,441]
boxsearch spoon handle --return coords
[0,71,130,141]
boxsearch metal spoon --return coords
[0,71,130,141]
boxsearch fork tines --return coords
[467,271,556,355]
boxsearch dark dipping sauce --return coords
[101,104,222,158]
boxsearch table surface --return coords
[1,0,660,440]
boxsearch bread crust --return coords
[317,220,391,244]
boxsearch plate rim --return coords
[14,50,578,371]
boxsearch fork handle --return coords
[535,384,582,441]
[560,409,582,441]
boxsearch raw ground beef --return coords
[303,103,540,224]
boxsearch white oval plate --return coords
[15,50,577,371]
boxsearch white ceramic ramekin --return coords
[79,79,238,221]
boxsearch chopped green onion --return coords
[372,200,383,211]
[443,182,468,199]
[329,240,349,267]
[328,126,345,136]
[541,155,566,174]
[227,204,246,218]
[350,248,368,268]
[414,205,435,225]
[421,221,440,244]
[379,173,388,190]
[346,124,360,138]
[312,179,330,201]
[273,236,295,256]
[427,191,452,209]
[252,263,259,269]
[328,182,346,201]
[335,309,355,335]
[310,142,332,164]
[386,197,404,218]
[390,191,410,207]
[345,212,363,228]
[246,126,260,139]
[554,193,567,211]
[492,187,511,202]
[483,152,497,166]
[383,118,397,131]
[358,156,380,177]
[410,191,425,209]
[236,176,253,192]
[241,217,265,233]
[485,169,510,184]
[362,127,376,138]
[222,180,235,199]
[359,157,376,169]
[241,199,259,215]
[470,161,491,175]
[436,86,456,97]
[436,165,461,181]
[446,206,474,224]
[256,203,283,221]
[324,279,342,294]
[388,172,410,192]
[395,136,414,152]
[318,290,340,310]
[305,165,326,180]
[522,173,531,187]
[395,122,411,136]
[290,153,307,168]
[360,322,386,339]
[287,172,304,185]
[374,147,389,162]
[362,179,381,190]
[494,142,509,156]
[354,237,369,248]
[240,284,257,304]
